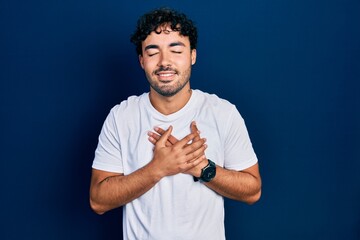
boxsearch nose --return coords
[157,51,171,67]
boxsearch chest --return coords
[118,115,225,174]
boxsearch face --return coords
[139,25,196,97]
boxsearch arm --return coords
[148,122,261,204]
[90,126,207,214]
[90,164,162,215]
[204,163,261,204]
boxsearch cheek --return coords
[173,56,191,67]
[142,59,156,71]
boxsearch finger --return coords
[156,125,173,147]
[148,131,160,141]
[148,131,172,146]
[183,154,207,172]
[182,136,207,155]
[148,136,157,145]
[174,132,198,148]
[190,121,201,141]
[185,143,207,162]
[154,126,165,134]
[165,140,172,147]
[168,135,179,145]
[154,127,179,144]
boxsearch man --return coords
[90,7,261,239]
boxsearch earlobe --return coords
[191,49,197,65]
[139,55,144,69]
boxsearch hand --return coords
[148,122,209,177]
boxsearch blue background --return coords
[1,0,359,239]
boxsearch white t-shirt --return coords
[93,89,258,240]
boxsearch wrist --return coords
[192,160,209,178]
[146,161,165,182]
[193,159,217,182]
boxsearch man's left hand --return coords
[148,121,208,177]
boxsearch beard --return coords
[146,65,192,97]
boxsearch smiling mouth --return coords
[157,73,175,77]
[155,71,177,81]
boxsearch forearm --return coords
[90,163,162,214]
[205,165,261,204]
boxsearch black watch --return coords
[193,159,216,182]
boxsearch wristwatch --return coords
[193,159,216,182]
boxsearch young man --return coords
[90,7,261,239]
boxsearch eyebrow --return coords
[169,41,185,47]
[144,41,186,51]
[144,44,159,51]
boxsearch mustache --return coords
[154,66,178,74]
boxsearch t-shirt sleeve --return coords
[223,106,258,171]
[92,107,124,173]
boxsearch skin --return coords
[139,24,197,115]
[90,25,206,215]
[148,123,262,203]
[90,24,261,215]
[90,127,207,214]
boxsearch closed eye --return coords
[148,52,159,57]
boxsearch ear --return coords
[191,49,197,65]
[139,55,144,69]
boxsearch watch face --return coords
[202,166,216,182]
[204,168,215,179]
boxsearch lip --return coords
[156,71,176,81]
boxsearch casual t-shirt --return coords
[93,89,258,240]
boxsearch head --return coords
[130,8,198,97]
[130,7,198,56]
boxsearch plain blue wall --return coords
[1,0,359,239]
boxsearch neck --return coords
[149,87,192,115]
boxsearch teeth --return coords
[159,73,173,77]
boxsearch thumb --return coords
[156,125,173,147]
[190,121,200,141]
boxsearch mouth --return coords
[155,71,177,81]
[158,72,175,77]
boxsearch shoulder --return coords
[110,93,148,116]
[194,89,237,112]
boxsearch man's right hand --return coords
[148,122,208,178]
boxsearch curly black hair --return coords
[130,7,198,56]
